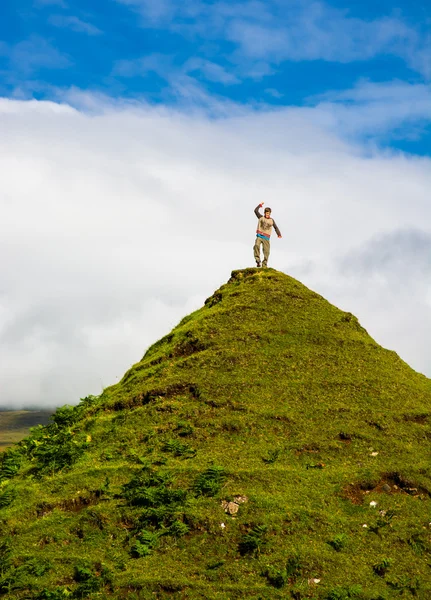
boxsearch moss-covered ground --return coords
[1,268,431,599]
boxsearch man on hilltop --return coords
[253,203,282,268]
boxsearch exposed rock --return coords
[221,496,248,516]
[226,502,239,515]
[234,495,248,504]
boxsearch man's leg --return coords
[253,237,262,266]
[262,239,270,267]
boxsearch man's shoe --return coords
[256,261,261,267]
[262,262,267,268]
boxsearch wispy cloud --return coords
[306,80,431,140]
[112,52,173,78]
[226,11,414,63]
[111,55,431,146]
[183,58,240,85]
[8,36,72,77]
[114,0,431,79]
[404,34,431,80]
[48,15,102,36]
[112,53,241,94]
[265,88,283,99]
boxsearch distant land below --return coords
[0,410,54,452]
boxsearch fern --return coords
[137,529,163,547]
[262,448,280,464]
[0,451,22,483]
[239,524,268,555]
[169,520,189,537]
[130,540,152,558]
[0,488,15,509]
[194,465,226,496]
[263,565,287,588]
[35,588,73,599]
[328,533,348,551]
[373,558,393,577]
[162,439,196,458]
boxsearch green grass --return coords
[1,268,431,599]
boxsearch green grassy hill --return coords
[1,268,431,599]
[0,411,53,452]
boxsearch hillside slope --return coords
[1,268,431,599]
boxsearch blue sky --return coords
[2,0,431,154]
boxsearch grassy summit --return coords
[1,268,431,599]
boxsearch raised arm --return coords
[272,220,282,237]
[254,203,263,218]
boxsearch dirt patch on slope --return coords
[342,473,430,505]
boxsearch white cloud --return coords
[265,88,283,98]
[0,94,431,409]
[305,80,431,139]
[226,9,414,64]
[183,58,240,85]
[48,15,102,36]
[295,230,431,380]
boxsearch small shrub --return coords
[407,532,429,556]
[35,587,73,599]
[373,557,392,577]
[169,519,189,537]
[239,524,268,556]
[206,560,225,570]
[122,468,191,547]
[194,465,226,497]
[387,575,421,594]
[0,487,15,509]
[262,449,280,464]
[122,469,187,512]
[285,554,302,581]
[0,557,53,593]
[79,395,99,410]
[25,428,86,474]
[39,591,70,600]
[325,584,362,599]
[130,540,153,558]
[328,533,348,551]
[263,565,287,588]
[50,405,80,428]
[369,510,396,535]
[162,439,196,458]
[137,529,163,548]
[73,563,111,598]
[23,557,53,577]
[0,451,22,483]
[0,540,11,575]
[175,421,194,437]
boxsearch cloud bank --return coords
[0,94,430,408]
